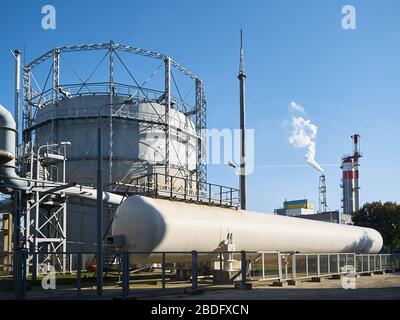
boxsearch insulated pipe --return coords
[112,196,383,263]
[0,104,124,204]
[62,186,124,205]
[0,150,14,166]
[0,104,28,192]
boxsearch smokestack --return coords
[352,134,361,212]
[238,29,247,210]
[341,134,362,215]
[342,156,354,214]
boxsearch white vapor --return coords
[288,102,323,172]
[290,101,305,113]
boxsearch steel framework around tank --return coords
[21,41,207,186]
[17,41,208,275]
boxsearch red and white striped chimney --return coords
[342,156,354,214]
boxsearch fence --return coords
[1,250,399,300]
[256,252,400,283]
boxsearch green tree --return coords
[353,201,400,252]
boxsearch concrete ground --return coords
[155,272,400,300]
[1,272,399,300]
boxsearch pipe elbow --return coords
[0,150,14,165]
[0,105,16,130]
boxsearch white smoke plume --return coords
[288,102,323,172]
[290,101,305,113]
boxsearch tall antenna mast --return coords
[238,29,247,210]
[352,134,361,212]
[319,174,328,213]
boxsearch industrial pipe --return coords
[0,150,14,166]
[0,104,28,192]
[0,104,125,205]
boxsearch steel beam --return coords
[26,43,198,80]
[164,58,171,179]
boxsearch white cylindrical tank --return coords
[112,196,383,262]
[33,95,197,251]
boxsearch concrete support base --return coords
[311,277,324,282]
[234,282,252,290]
[287,279,297,286]
[271,281,287,287]
[176,269,192,281]
[213,270,239,284]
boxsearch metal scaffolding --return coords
[195,79,207,188]
[319,174,328,213]
[24,144,69,275]
[21,41,207,185]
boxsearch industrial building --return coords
[275,199,353,224]
[298,211,353,225]
[274,199,315,216]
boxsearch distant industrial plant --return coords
[275,134,362,226]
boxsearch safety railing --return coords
[355,254,400,274]
[2,250,251,300]
[34,98,163,124]
[30,82,192,119]
[257,252,400,283]
[2,250,399,300]
[107,173,240,209]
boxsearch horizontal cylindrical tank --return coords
[112,196,383,263]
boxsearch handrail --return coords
[106,172,240,208]
[28,82,193,114]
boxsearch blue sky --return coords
[1,0,399,212]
